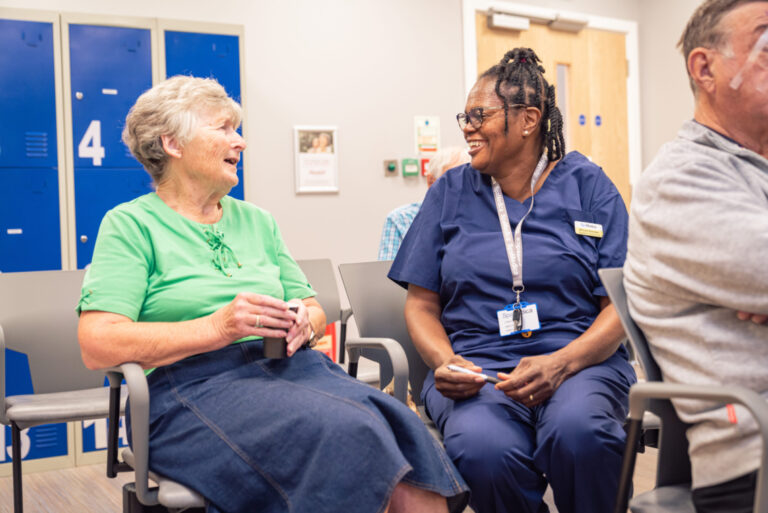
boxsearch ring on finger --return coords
[255,315,262,328]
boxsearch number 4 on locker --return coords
[78,119,105,166]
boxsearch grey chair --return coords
[338,261,433,422]
[0,269,127,513]
[106,363,205,513]
[600,267,768,513]
[295,258,352,364]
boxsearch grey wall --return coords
[0,0,704,265]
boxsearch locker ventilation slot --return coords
[25,132,49,158]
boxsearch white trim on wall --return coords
[461,0,642,188]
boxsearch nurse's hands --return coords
[435,355,486,400]
[496,353,569,407]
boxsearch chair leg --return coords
[347,361,358,378]
[12,422,23,513]
[613,418,642,513]
[122,483,168,513]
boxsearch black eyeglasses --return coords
[456,104,529,130]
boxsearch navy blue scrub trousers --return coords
[424,352,634,513]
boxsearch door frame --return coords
[461,0,642,188]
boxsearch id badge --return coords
[497,302,541,337]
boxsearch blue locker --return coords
[0,19,62,271]
[165,30,244,200]
[74,168,153,262]
[69,24,153,268]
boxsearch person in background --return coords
[389,47,634,513]
[624,1,768,512]
[77,75,469,513]
[377,146,470,260]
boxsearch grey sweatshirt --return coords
[624,120,768,488]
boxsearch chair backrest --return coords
[338,260,430,403]
[0,270,104,398]
[599,267,692,487]
[296,258,341,324]
[599,267,662,382]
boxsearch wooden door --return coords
[475,13,631,206]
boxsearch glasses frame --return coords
[456,104,530,130]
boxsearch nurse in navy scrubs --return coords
[389,47,636,513]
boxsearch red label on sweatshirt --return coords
[727,404,738,424]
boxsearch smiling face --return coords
[176,107,246,193]
[463,77,527,175]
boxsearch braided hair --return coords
[480,48,565,162]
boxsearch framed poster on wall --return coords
[294,126,338,193]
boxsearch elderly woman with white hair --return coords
[77,75,468,513]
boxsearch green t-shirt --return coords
[78,193,315,333]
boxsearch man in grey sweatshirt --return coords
[624,0,768,512]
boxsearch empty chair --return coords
[295,258,352,363]
[0,269,126,513]
[339,260,427,412]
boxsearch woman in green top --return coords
[77,76,468,513]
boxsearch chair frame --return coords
[600,267,768,513]
[0,269,126,513]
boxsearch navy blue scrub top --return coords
[388,152,629,371]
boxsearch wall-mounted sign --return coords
[294,126,339,194]
[414,116,440,155]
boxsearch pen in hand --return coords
[447,364,501,384]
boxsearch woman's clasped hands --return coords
[211,293,312,356]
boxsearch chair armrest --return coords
[345,337,409,405]
[106,363,160,506]
[105,370,131,478]
[338,308,353,364]
[627,382,768,513]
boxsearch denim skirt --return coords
[126,340,469,513]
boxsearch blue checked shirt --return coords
[377,202,422,260]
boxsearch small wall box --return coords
[402,158,419,177]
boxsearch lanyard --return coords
[491,151,549,305]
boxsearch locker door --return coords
[69,24,153,268]
[165,30,245,200]
[0,19,62,271]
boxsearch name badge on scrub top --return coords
[574,220,604,238]
[498,302,541,337]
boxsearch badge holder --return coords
[497,301,541,338]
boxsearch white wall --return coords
[0,0,705,266]
[0,0,467,266]
[638,0,701,167]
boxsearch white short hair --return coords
[426,146,471,179]
[122,75,242,183]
